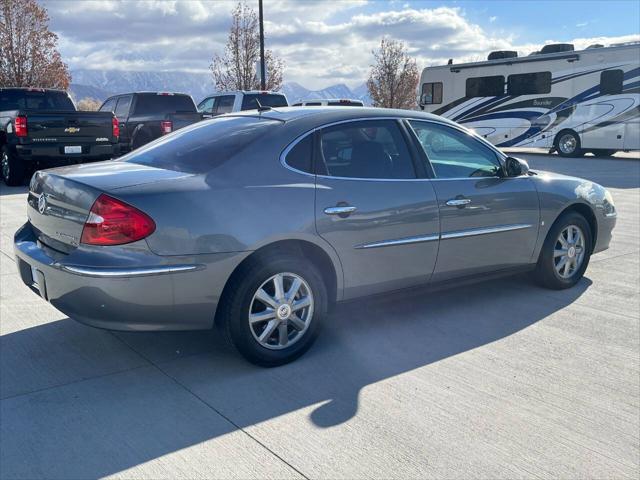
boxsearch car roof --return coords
[226,106,454,126]
[202,90,286,96]
[109,92,192,97]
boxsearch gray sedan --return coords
[14,108,617,365]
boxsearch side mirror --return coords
[504,156,529,177]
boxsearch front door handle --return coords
[324,205,357,217]
[445,198,472,207]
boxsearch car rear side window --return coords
[241,94,288,110]
[100,98,116,113]
[318,120,416,179]
[133,94,197,115]
[122,116,281,173]
[115,96,132,118]
[284,134,313,173]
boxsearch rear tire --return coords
[218,252,328,367]
[534,211,592,289]
[555,130,583,157]
[1,145,26,186]
[131,132,151,151]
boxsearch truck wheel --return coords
[1,145,26,186]
[131,132,151,151]
[555,130,583,157]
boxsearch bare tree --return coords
[76,97,101,111]
[0,0,70,89]
[210,2,284,91]
[367,38,418,109]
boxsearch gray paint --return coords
[13,107,617,331]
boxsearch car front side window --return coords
[318,120,416,179]
[408,121,502,179]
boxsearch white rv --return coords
[418,42,640,156]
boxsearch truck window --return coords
[0,89,75,111]
[466,76,504,97]
[215,95,235,114]
[421,82,443,104]
[198,97,216,113]
[115,96,132,118]
[100,98,117,113]
[241,93,288,110]
[507,72,552,95]
[600,69,624,95]
[133,94,197,115]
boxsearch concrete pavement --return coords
[1,153,638,479]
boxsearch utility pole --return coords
[258,0,266,90]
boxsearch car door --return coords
[114,95,133,147]
[407,120,540,282]
[314,119,440,299]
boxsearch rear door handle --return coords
[445,198,472,207]
[324,205,357,217]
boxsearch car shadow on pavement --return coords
[1,273,592,478]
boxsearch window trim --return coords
[279,117,507,182]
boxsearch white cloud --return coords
[43,1,640,90]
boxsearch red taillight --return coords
[112,116,120,138]
[160,120,172,135]
[80,194,156,246]
[15,116,27,137]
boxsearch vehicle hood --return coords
[40,160,195,192]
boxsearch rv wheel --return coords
[555,130,583,157]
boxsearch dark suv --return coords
[99,92,202,153]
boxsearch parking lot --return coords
[0,152,638,479]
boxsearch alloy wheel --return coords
[1,152,9,180]
[248,272,314,350]
[558,133,577,155]
[554,225,586,279]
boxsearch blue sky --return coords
[45,0,640,89]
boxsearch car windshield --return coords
[122,116,281,173]
[0,90,75,111]
[134,94,196,114]
[241,94,288,110]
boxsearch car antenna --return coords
[255,99,272,113]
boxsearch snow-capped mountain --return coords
[69,69,371,105]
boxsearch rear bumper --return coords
[15,143,117,163]
[13,223,244,331]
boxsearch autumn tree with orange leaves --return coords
[0,0,71,89]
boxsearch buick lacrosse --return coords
[14,108,617,365]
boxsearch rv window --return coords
[465,76,504,97]
[507,72,551,95]
[421,82,443,104]
[600,70,624,95]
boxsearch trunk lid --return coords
[28,162,193,252]
[24,111,115,145]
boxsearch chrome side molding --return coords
[355,234,439,249]
[59,264,202,278]
[441,223,533,240]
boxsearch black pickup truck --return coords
[0,88,118,185]
[99,92,202,153]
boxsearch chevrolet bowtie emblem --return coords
[64,127,80,133]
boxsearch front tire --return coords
[1,145,26,186]
[534,211,592,289]
[218,252,328,366]
[555,130,583,157]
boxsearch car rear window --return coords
[241,93,288,110]
[133,94,196,115]
[121,116,281,173]
[0,90,76,111]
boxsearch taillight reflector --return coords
[81,194,156,246]
[15,116,27,137]
[112,116,120,138]
[160,120,173,135]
